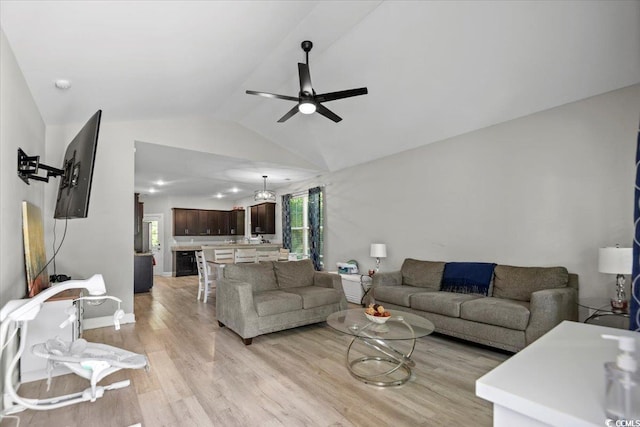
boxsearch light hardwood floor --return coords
[5,275,509,427]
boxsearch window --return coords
[290,195,308,257]
[289,192,323,266]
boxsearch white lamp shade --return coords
[598,247,632,274]
[370,243,387,258]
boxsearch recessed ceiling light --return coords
[149,188,157,193]
[156,180,165,186]
[230,187,239,193]
[54,79,72,90]
[216,193,224,199]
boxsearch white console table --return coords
[476,321,639,426]
[329,272,372,305]
[20,289,83,383]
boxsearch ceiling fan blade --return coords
[277,105,300,123]
[315,103,342,123]
[315,87,368,103]
[246,90,299,102]
[298,63,313,96]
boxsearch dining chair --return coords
[211,248,234,280]
[235,248,258,263]
[278,248,290,261]
[195,250,214,303]
[257,250,279,262]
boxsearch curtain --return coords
[281,194,292,251]
[308,186,323,271]
[631,123,640,331]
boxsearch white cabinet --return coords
[20,289,83,383]
[331,273,372,305]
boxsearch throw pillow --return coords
[440,262,496,296]
[492,265,568,302]
[401,259,445,291]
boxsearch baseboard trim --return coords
[83,312,135,330]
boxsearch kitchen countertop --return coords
[172,243,282,251]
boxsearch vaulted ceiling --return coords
[2,1,639,197]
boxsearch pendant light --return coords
[254,175,276,202]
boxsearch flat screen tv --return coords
[54,110,102,219]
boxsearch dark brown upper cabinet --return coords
[250,202,276,234]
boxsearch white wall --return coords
[0,29,46,303]
[0,28,46,409]
[301,84,637,299]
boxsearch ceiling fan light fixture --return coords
[246,40,367,123]
[298,101,316,115]
[254,175,276,202]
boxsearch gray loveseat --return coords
[372,259,578,352]
[217,259,348,344]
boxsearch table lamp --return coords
[598,246,633,311]
[370,243,387,273]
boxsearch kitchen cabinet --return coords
[174,250,198,276]
[210,210,229,236]
[229,210,245,235]
[134,193,144,251]
[173,208,240,236]
[250,202,276,234]
[198,210,212,235]
[134,254,154,292]
[173,208,199,236]
[196,210,228,236]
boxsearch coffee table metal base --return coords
[345,322,417,387]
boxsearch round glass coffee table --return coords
[326,308,434,386]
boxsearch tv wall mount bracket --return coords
[17,148,65,185]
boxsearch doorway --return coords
[143,213,164,275]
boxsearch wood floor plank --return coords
[4,275,509,426]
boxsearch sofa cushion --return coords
[460,297,531,331]
[273,259,315,289]
[493,265,569,302]
[373,285,426,307]
[410,291,483,318]
[224,262,278,292]
[401,259,445,290]
[253,290,303,316]
[282,286,343,309]
[440,262,496,296]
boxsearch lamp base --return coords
[610,298,628,312]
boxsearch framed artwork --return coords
[22,201,49,297]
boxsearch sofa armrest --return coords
[372,271,402,287]
[313,271,342,290]
[526,287,578,345]
[216,278,259,337]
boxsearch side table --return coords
[579,297,630,330]
[329,272,372,305]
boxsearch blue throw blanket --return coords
[440,262,496,296]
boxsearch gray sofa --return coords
[216,259,348,344]
[372,259,578,352]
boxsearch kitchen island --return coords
[171,243,282,276]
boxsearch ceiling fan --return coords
[246,40,368,123]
